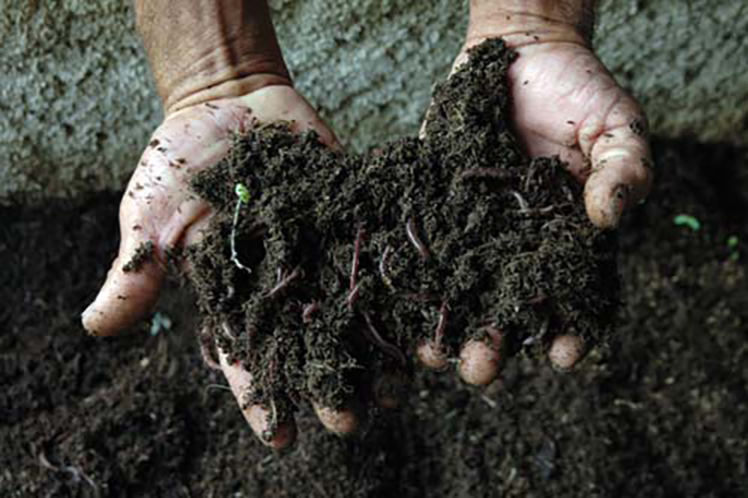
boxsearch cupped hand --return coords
[421,32,653,384]
[82,85,359,449]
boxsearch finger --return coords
[581,104,654,229]
[219,349,297,450]
[548,335,586,371]
[313,402,360,435]
[81,204,165,337]
[458,327,504,386]
[416,339,449,370]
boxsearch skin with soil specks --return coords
[187,39,618,420]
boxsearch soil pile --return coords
[186,38,618,422]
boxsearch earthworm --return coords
[199,327,222,371]
[403,293,440,303]
[38,450,98,492]
[379,245,394,288]
[302,302,320,324]
[346,282,361,310]
[350,227,364,291]
[221,321,238,341]
[433,302,450,346]
[460,168,511,181]
[406,217,431,261]
[266,266,303,298]
[511,190,530,212]
[362,312,407,366]
[511,190,555,215]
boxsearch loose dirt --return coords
[186,39,617,424]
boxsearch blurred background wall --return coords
[1,0,746,204]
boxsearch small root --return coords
[379,245,394,289]
[350,227,365,291]
[362,312,407,367]
[511,190,530,212]
[230,200,253,274]
[406,217,431,261]
[266,265,303,298]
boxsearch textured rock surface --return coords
[1,0,747,203]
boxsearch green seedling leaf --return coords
[235,183,251,203]
[727,235,739,249]
[150,312,173,336]
[674,214,701,231]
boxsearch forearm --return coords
[467,0,597,47]
[134,0,291,114]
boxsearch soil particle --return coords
[122,241,155,273]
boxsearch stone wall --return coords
[1,0,746,203]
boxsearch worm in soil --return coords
[406,217,431,261]
[362,312,407,366]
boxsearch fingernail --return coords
[608,184,630,227]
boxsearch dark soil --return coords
[1,139,747,497]
[187,39,618,419]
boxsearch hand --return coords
[82,84,358,449]
[424,5,653,381]
[457,36,653,228]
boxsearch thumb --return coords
[581,98,654,229]
[82,215,165,337]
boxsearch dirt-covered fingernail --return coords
[313,403,360,435]
[608,183,630,227]
[586,182,629,229]
[548,335,586,371]
[416,339,449,370]
[458,329,503,386]
[246,405,297,450]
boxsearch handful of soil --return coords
[187,39,618,420]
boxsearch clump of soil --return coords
[122,241,154,273]
[187,39,618,421]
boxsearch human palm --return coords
[432,38,654,375]
[458,39,653,229]
[82,85,344,448]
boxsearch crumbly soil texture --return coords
[187,39,618,417]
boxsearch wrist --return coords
[135,0,293,115]
[466,0,595,51]
[159,59,292,116]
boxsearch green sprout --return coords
[727,235,740,262]
[150,311,173,336]
[231,182,252,273]
[674,214,701,232]
[235,182,251,203]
